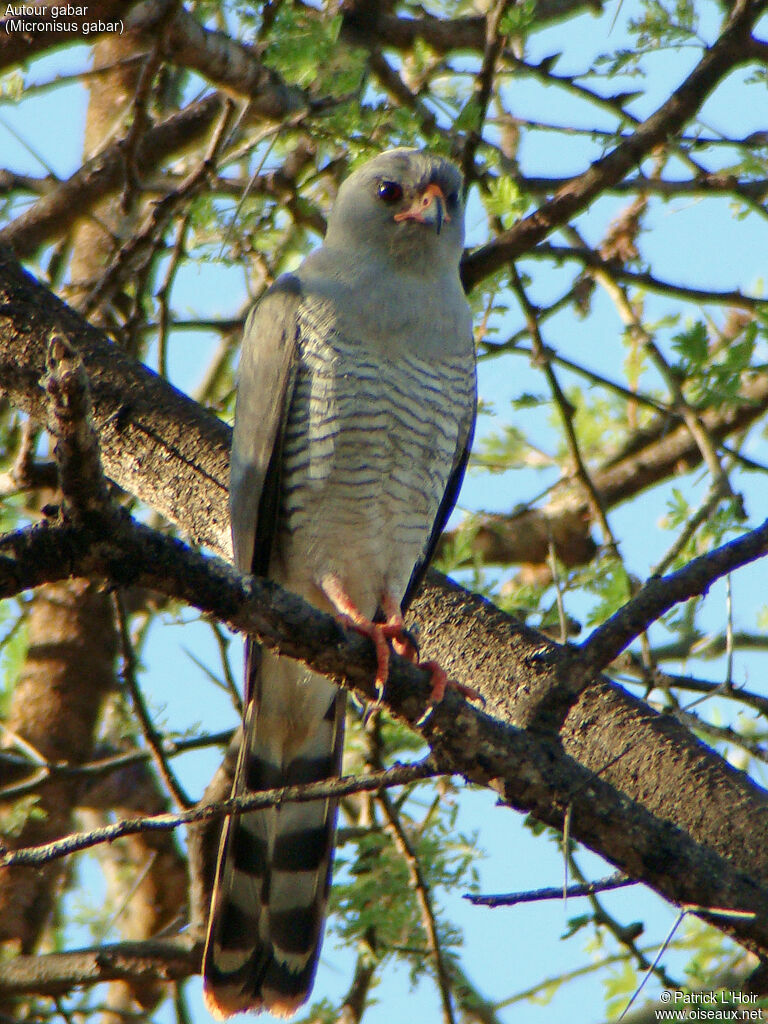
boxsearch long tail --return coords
[202,643,345,1019]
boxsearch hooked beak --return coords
[393,183,450,235]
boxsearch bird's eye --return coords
[378,180,403,203]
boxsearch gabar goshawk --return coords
[203,148,477,1019]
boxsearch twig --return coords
[567,852,678,989]
[669,708,768,764]
[617,657,768,718]
[548,541,569,644]
[0,418,58,496]
[511,264,619,554]
[0,759,439,868]
[466,872,634,906]
[378,787,457,1024]
[0,730,233,802]
[367,50,442,141]
[113,592,192,810]
[81,98,237,317]
[460,0,510,189]
[499,340,669,415]
[532,241,765,312]
[462,0,768,289]
[206,618,242,712]
[725,574,735,688]
[118,2,180,214]
[155,211,192,379]
[0,94,224,259]
[338,927,379,1024]
[569,224,737,504]
[579,517,768,674]
[651,485,732,578]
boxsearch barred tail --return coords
[202,644,345,1019]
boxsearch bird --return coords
[202,148,477,1019]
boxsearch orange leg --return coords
[380,592,482,704]
[322,578,480,705]
[322,575,395,694]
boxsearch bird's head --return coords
[324,149,465,271]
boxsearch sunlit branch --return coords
[579,517,768,674]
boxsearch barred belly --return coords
[274,314,471,616]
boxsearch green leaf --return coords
[671,320,708,370]
[581,557,632,627]
[603,959,639,1019]
[454,98,482,134]
[482,175,528,229]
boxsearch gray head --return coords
[324,149,465,270]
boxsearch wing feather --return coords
[401,370,477,612]
[229,274,302,578]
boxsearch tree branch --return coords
[466,873,634,907]
[579,519,768,675]
[0,247,232,554]
[442,371,768,570]
[0,937,200,997]
[461,0,768,289]
[0,760,440,867]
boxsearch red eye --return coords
[378,180,403,203]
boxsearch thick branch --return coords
[0,248,232,554]
[6,244,767,580]
[444,371,768,569]
[340,0,596,54]
[0,72,304,263]
[129,1,309,106]
[0,937,200,997]
[1,0,309,113]
[0,95,225,261]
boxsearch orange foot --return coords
[380,593,483,705]
[323,576,482,705]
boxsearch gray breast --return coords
[276,302,472,607]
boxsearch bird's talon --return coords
[452,679,485,705]
[392,630,419,663]
[422,660,448,703]
[420,660,483,706]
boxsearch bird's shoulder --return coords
[245,273,303,332]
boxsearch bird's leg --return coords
[321,577,434,698]
[378,593,450,704]
[379,594,483,705]
[378,592,417,661]
[321,575,393,695]
[322,577,481,706]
